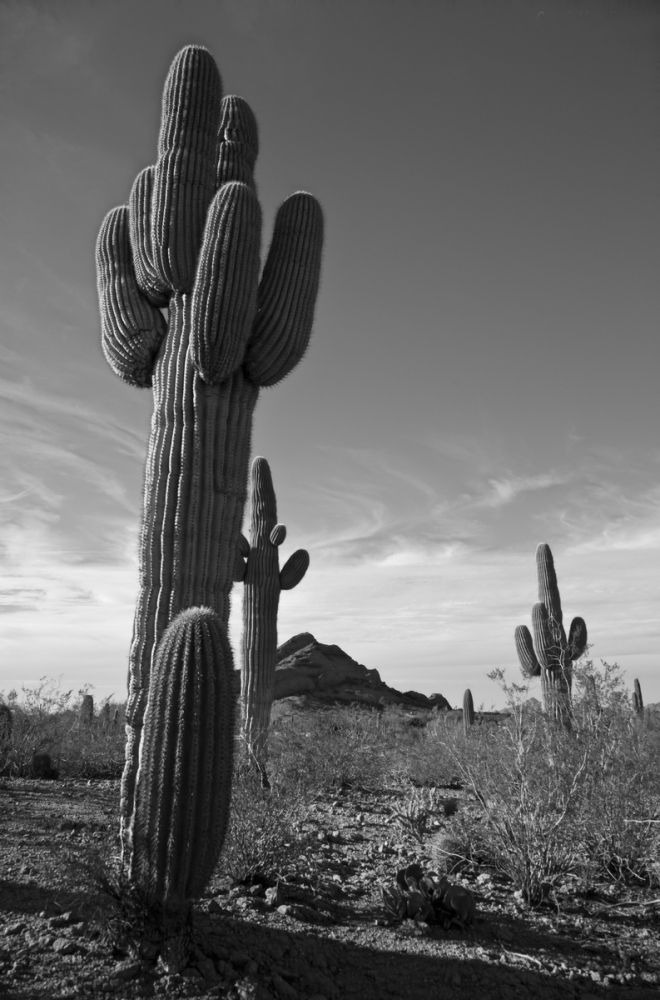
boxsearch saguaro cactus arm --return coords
[245,193,324,386]
[279,549,310,590]
[515,625,541,678]
[567,617,587,659]
[96,207,168,388]
[191,182,262,384]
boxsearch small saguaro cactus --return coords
[515,543,587,724]
[128,607,234,969]
[633,678,644,720]
[462,689,475,736]
[235,456,309,773]
[79,694,94,726]
[95,45,323,855]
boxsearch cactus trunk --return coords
[462,689,474,736]
[129,607,234,970]
[95,46,323,861]
[238,457,309,777]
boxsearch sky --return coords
[0,0,658,710]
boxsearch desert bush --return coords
[0,678,126,779]
[433,663,660,903]
[218,743,313,884]
[268,705,396,792]
[572,661,660,885]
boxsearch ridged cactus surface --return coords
[236,457,309,768]
[95,45,323,858]
[129,607,234,950]
[514,543,587,722]
[633,678,644,719]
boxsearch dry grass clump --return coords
[432,662,660,905]
[217,744,314,884]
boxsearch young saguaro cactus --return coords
[462,689,474,737]
[95,46,324,856]
[514,543,587,724]
[235,456,309,772]
[633,678,644,720]
[129,607,234,969]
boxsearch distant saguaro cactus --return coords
[129,607,234,969]
[633,678,644,720]
[79,694,94,726]
[100,703,111,729]
[236,456,309,776]
[95,45,324,857]
[515,543,587,724]
[462,689,474,737]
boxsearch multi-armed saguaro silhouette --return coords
[514,543,588,723]
[95,45,324,867]
[235,456,309,774]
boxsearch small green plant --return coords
[381,863,476,928]
[391,787,448,845]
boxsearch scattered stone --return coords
[52,937,78,955]
[271,971,299,999]
[110,960,142,982]
[3,921,27,936]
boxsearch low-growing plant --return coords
[217,742,313,884]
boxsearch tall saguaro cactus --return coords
[130,607,234,969]
[514,543,587,724]
[235,456,309,773]
[95,46,323,856]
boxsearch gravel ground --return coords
[1,777,659,1000]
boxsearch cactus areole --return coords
[236,456,309,770]
[514,543,588,724]
[95,46,324,859]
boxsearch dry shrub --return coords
[218,745,312,884]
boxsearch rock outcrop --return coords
[268,633,451,715]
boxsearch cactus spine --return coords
[514,543,587,724]
[462,689,474,736]
[130,607,234,969]
[95,46,323,859]
[236,456,309,773]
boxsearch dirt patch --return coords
[1,778,659,999]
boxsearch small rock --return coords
[236,976,260,999]
[50,911,83,928]
[110,960,142,982]
[247,883,264,897]
[39,900,63,918]
[52,937,78,955]
[272,972,299,999]
[3,921,27,936]
[265,885,286,907]
[229,951,250,968]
